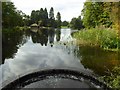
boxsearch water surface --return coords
[1,28,119,86]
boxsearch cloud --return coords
[11,0,85,21]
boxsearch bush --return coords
[73,28,119,50]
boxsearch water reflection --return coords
[2,28,62,65]
[74,46,120,75]
[31,28,48,46]
[2,30,29,65]
[30,28,61,47]
[55,28,61,42]
[1,28,120,84]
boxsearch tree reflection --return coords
[2,29,28,64]
[48,28,55,47]
[74,46,120,75]
[55,28,61,42]
[31,28,48,46]
[30,28,61,47]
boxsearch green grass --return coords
[61,26,69,29]
[72,28,120,51]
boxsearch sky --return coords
[11,0,86,21]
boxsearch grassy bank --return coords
[72,28,120,51]
[99,66,120,88]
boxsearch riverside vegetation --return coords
[73,27,120,51]
[72,1,120,88]
[2,1,120,88]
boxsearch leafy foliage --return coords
[82,2,111,28]
[2,2,31,28]
[70,16,83,30]
[30,7,61,28]
[2,2,62,28]
[56,12,61,28]
[82,2,120,32]
[48,7,55,27]
[61,21,69,27]
[30,8,49,26]
[73,2,120,50]
[2,2,24,28]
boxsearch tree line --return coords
[2,2,62,29]
[3,1,119,31]
[30,7,61,28]
[69,1,120,31]
[72,1,120,50]
[2,2,84,30]
[2,2,83,30]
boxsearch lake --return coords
[1,28,119,88]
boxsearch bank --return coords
[72,28,120,88]
[72,28,120,52]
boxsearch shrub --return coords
[73,28,119,50]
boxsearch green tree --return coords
[38,8,49,27]
[2,2,23,28]
[23,14,31,26]
[81,2,119,29]
[30,8,49,27]
[49,7,55,27]
[49,7,55,20]
[70,16,83,30]
[36,10,40,23]
[56,12,61,28]
[38,8,44,26]
[30,10,37,24]
[43,8,48,27]
[30,7,62,28]
[82,2,95,28]
[108,2,120,32]
[61,21,69,27]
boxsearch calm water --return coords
[1,28,120,87]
